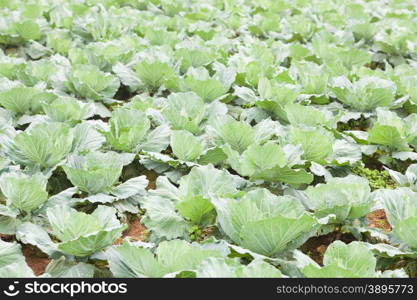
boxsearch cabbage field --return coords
[1,0,417,278]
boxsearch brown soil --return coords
[146,180,156,190]
[300,231,356,265]
[194,226,217,242]
[114,218,146,244]
[201,226,216,239]
[161,147,172,155]
[114,85,133,101]
[142,169,158,190]
[367,209,391,232]
[363,154,385,171]
[0,234,14,242]
[22,245,50,276]
[364,62,385,71]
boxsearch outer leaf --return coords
[0,171,48,212]
[171,130,202,161]
[303,241,377,278]
[0,240,34,277]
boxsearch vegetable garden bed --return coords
[0,0,417,278]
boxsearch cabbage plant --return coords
[0,86,53,115]
[223,141,313,185]
[0,240,34,277]
[0,0,417,280]
[106,239,282,278]
[135,60,176,90]
[66,65,120,101]
[7,122,74,169]
[213,188,318,257]
[104,108,151,152]
[330,76,396,112]
[302,241,380,278]
[162,92,206,134]
[140,165,241,240]
[62,151,131,195]
[387,164,417,191]
[304,175,373,223]
[368,108,417,152]
[47,205,126,257]
[43,97,94,124]
[0,171,48,213]
[380,188,417,250]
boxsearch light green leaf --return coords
[171,130,202,161]
[303,241,377,278]
[290,127,333,163]
[214,189,317,256]
[0,240,34,277]
[0,171,48,212]
[16,222,57,255]
[162,92,206,134]
[135,60,175,89]
[176,196,214,224]
[252,166,314,185]
[304,175,372,222]
[184,77,227,102]
[240,214,316,257]
[66,65,120,100]
[43,257,95,278]
[368,125,410,151]
[12,122,73,168]
[104,108,151,152]
[218,120,255,154]
[63,151,126,194]
[47,205,126,257]
[240,142,287,176]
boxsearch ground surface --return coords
[0,0,417,278]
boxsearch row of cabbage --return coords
[1,0,417,277]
